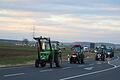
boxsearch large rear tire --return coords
[50,56,53,68]
[50,60,53,68]
[54,52,60,67]
[35,59,39,68]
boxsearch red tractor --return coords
[70,45,85,64]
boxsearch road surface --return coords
[0,56,120,80]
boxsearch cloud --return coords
[0,0,29,2]
[0,0,120,43]
[0,9,37,17]
[0,24,81,34]
[0,0,120,16]
[0,26,31,32]
[0,17,36,25]
[1,13,120,34]
[43,14,120,31]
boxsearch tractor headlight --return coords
[72,55,77,57]
[107,52,111,55]
[41,57,45,59]
[94,50,97,53]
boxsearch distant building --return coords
[90,43,95,49]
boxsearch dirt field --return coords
[0,48,36,58]
[0,45,37,66]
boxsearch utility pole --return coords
[33,25,35,38]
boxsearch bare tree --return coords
[22,39,29,46]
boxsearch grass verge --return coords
[0,55,36,67]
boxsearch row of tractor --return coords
[69,44,114,64]
[33,36,85,68]
[33,36,114,68]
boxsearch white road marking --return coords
[0,67,22,70]
[60,56,120,80]
[62,67,71,70]
[89,63,94,66]
[84,67,94,70]
[60,66,120,80]
[0,65,33,70]
[97,62,102,64]
[4,73,25,77]
[40,69,52,72]
[108,61,117,67]
[78,65,85,67]
[108,56,120,67]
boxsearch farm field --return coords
[0,44,37,67]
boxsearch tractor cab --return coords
[72,45,82,57]
[34,36,61,68]
[106,48,114,58]
[73,45,82,53]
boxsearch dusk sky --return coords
[0,0,120,43]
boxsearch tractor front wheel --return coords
[101,55,105,61]
[70,57,73,64]
[95,56,99,61]
[40,61,46,67]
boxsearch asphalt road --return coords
[0,56,120,80]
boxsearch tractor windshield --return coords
[42,42,58,51]
[107,49,112,52]
[74,47,81,53]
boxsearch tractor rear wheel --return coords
[55,58,60,67]
[35,59,39,68]
[50,57,53,68]
[50,60,53,68]
[54,52,60,67]
[49,54,53,68]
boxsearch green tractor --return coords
[34,36,62,68]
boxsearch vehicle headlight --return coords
[107,52,110,55]
[72,55,77,57]
[95,50,97,53]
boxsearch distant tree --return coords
[22,39,29,46]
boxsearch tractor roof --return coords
[73,45,81,47]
